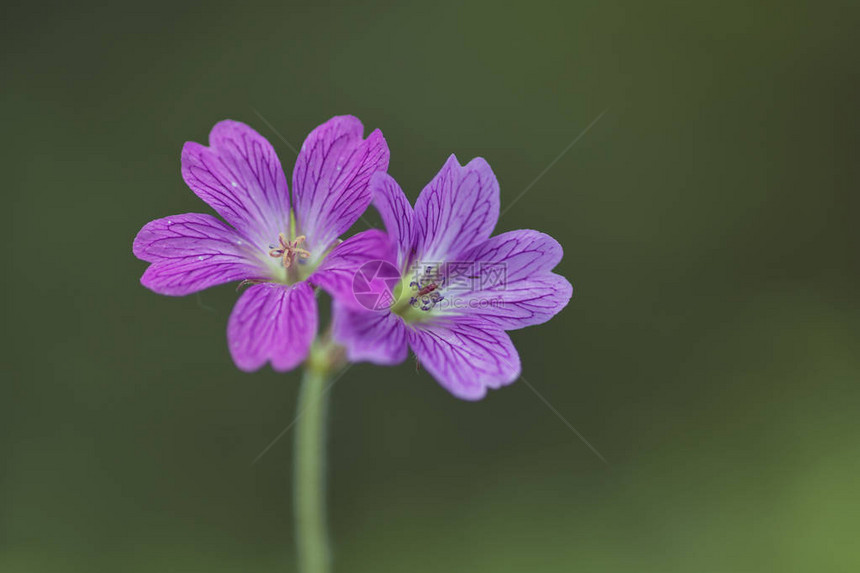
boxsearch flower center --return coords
[409,269,446,311]
[391,265,447,322]
[269,233,311,270]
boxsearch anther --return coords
[269,233,311,269]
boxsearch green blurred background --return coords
[3,1,859,571]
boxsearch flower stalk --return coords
[294,339,343,573]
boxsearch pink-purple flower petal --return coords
[449,274,573,330]
[292,116,389,259]
[445,230,573,329]
[414,155,499,263]
[370,171,415,268]
[308,229,396,311]
[227,282,317,372]
[133,213,266,296]
[407,318,521,400]
[181,120,291,251]
[458,230,564,282]
[332,305,408,365]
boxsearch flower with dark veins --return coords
[133,116,391,372]
[332,155,573,400]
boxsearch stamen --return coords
[407,265,447,312]
[269,234,312,269]
[237,278,268,292]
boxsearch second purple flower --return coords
[333,155,573,400]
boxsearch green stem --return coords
[294,358,331,573]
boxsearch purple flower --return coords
[133,116,391,372]
[333,155,573,400]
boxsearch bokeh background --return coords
[3,1,859,571]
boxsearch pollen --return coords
[268,233,311,269]
[408,266,446,311]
